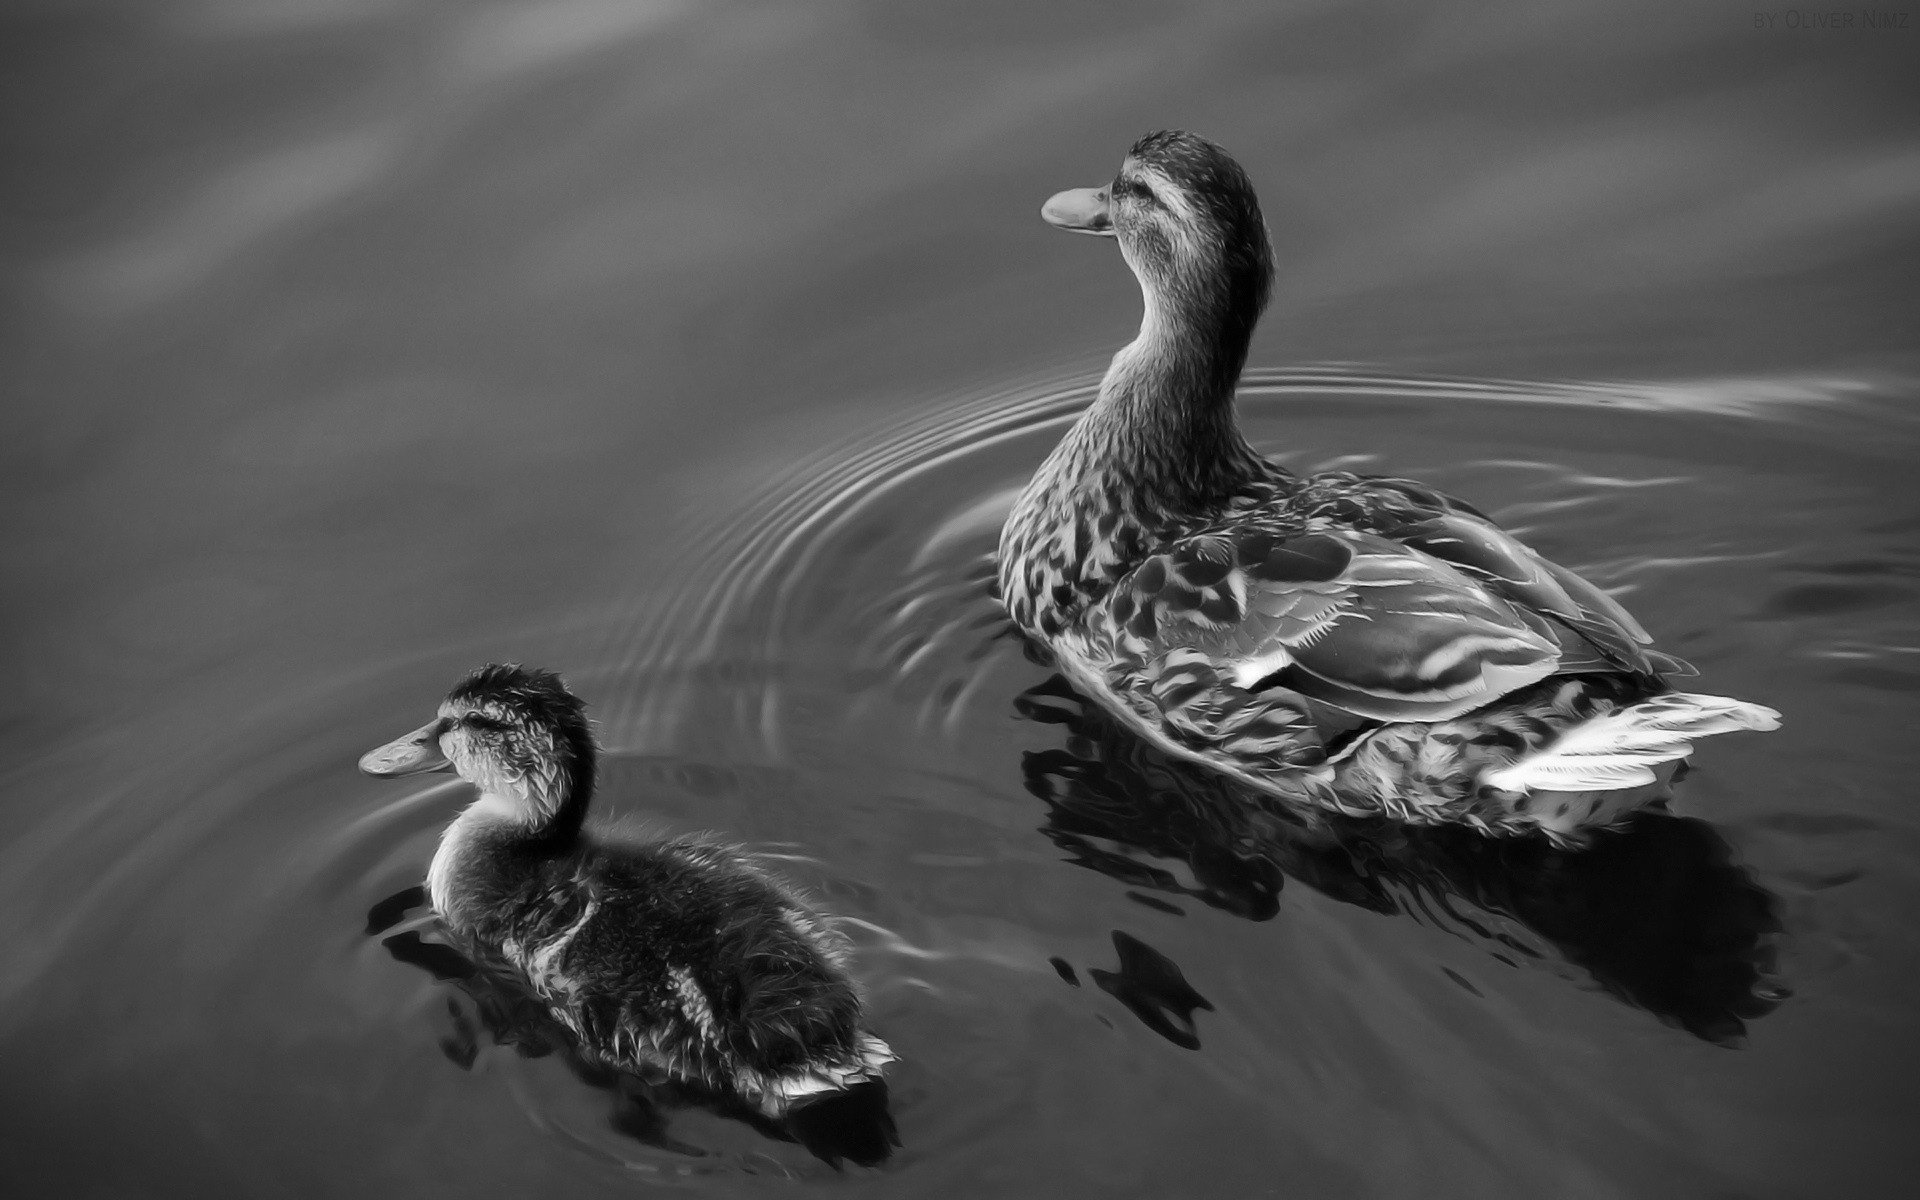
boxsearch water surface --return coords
[3,2,1918,1196]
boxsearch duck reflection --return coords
[1016,676,1786,1046]
[367,888,898,1169]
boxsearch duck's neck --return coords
[427,753,594,928]
[1098,287,1264,474]
[999,282,1272,635]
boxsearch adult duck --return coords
[998,131,1778,843]
[359,664,894,1114]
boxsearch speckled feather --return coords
[1000,132,1778,840]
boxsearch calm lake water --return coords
[3,1,1918,1196]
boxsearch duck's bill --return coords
[1041,186,1114,236]
[359,720,452,777]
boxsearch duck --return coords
[998,130,1780,844]
[358,663,894,1115]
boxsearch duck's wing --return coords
[1362,481,1665,675]
[1100,524,1573,725]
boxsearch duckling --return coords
[358,663,894,1114]
[999,131,1779,843]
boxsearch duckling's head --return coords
[360,663,595,827]
[1043,130,1272,337]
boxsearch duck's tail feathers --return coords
[760,1033,896,1115]
[1482,692,1780,794]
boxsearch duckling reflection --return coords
[1017,675,1786,1046]
[369,886,900,1168]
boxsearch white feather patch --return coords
[523,899,596,994]
[669,966,719,1043]
[1230,648,1294,689]
[1414,632,1542,681]
[1484,693,1781,793]
[760,1033,897,1114]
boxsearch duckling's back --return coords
[475,835,881,1101]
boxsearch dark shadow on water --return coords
[1016,675,1787,1046]
[1088,930,1214,1051]
[368,890,899,1169]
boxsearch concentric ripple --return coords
[581,363,1913,756]
[6,363,1915,1185]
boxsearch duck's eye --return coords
[1114,179,1156,206]
[461,713,506,732]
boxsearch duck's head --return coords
[1043,130,1272,338]
[360,663,595,825]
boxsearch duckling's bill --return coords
[359,720,453,777]
[1042,186,1114,236]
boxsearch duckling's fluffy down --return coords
[467,833,890,1112]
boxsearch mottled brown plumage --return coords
[1001,132,1778,841]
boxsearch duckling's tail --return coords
[1482,692,1780,795]
[761,1033,897,1115]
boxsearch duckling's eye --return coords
[1114,179,1157,206]
[461,713,506,733]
